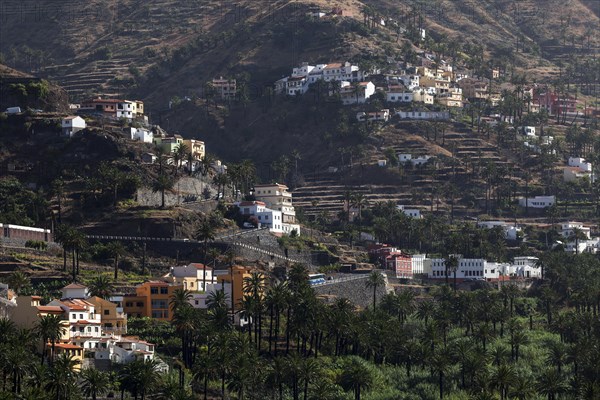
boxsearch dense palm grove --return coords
[3,255,598,400]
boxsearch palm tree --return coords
[152,174,175,208]
[536,368,568,400]
[568,227,588,254]
[339,356,374,400]
[6,344,31,394]
[493,363,516,400]
[80,367,110,400]
[265,281,289,355]
[351,193,369,227]
[119,359,161,400]
[431,348,452,400]
[45,352,79,400]
[243,272,266,350]
[51,178,65,224]
[546,341,568,373]
[170,292,195,368]
[87,275,114,299]
[173,143,190,176]
[195,216,216,289]
[509,373,536,400]
[445,254,460,290]
[35,314,66,365]
[53,224,73,272]
[105,241,125,281]
[7,271,30,294]
[365,271,385,308]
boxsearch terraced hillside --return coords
[292,121,525,219]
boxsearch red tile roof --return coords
[55,343,83,350]
[239,201,266,206]
[37,305,64,313]
[63,283,87,289]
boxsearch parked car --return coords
[242,222,256,229]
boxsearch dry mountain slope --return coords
[0,0,597,105]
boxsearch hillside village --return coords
[0,0,599,399]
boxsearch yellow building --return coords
[217,266,253,312]
[53,343,84,371]
[87,296,127,335]
[183,139,206,160]
[122,281,183,321]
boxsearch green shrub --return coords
[24,240,47,250]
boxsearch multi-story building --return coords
[254,183,300,234]
[61,116,86,137]
[153,134,184,154]
[165,263,216,292]
[338,82,376,105]
[275,61,366,95]
[237,200,285,234]
[183,139,206,160]
[387,252,412,279]
[215,266,253,313]
[79,98,145,121]
[437,87,463,107]
[87,296,127,335]
[122,281,183,321]
[428,258,500,281]
[560,222,591,240]
[212,76,237,100]
[47,298,103,351]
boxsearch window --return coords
[160,287,168,294]
[136,302,143,307]
[80,314,84,319]
[95,327,99,332]
[150,287,158,294]
[72,313,76,319]
[125,302,133,307]
[104,309,110,315]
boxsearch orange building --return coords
[122,281,183,321]
[216,266,254,312]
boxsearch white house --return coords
[61,283,89,300]
[116,101,137,120]
[396,110,450,120]
[564,157,594,183]
[386,90,414,103]
[412,89,435,104]
[339,82,375,105]
[518,196,555,209]
[411,254,426,275]
[95,336,155,364]
[428,258,500,281]
[477,221,522,241]
[275,61,366,95]
[61,116,86,137]
[237,201,285,234]
[356,109,390,122]
[568,157,592,172]
[517,126,536,137]
[560,222,591,240]
[127,127,153,143]
[397,205,422,219]
[510,256,540,278]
